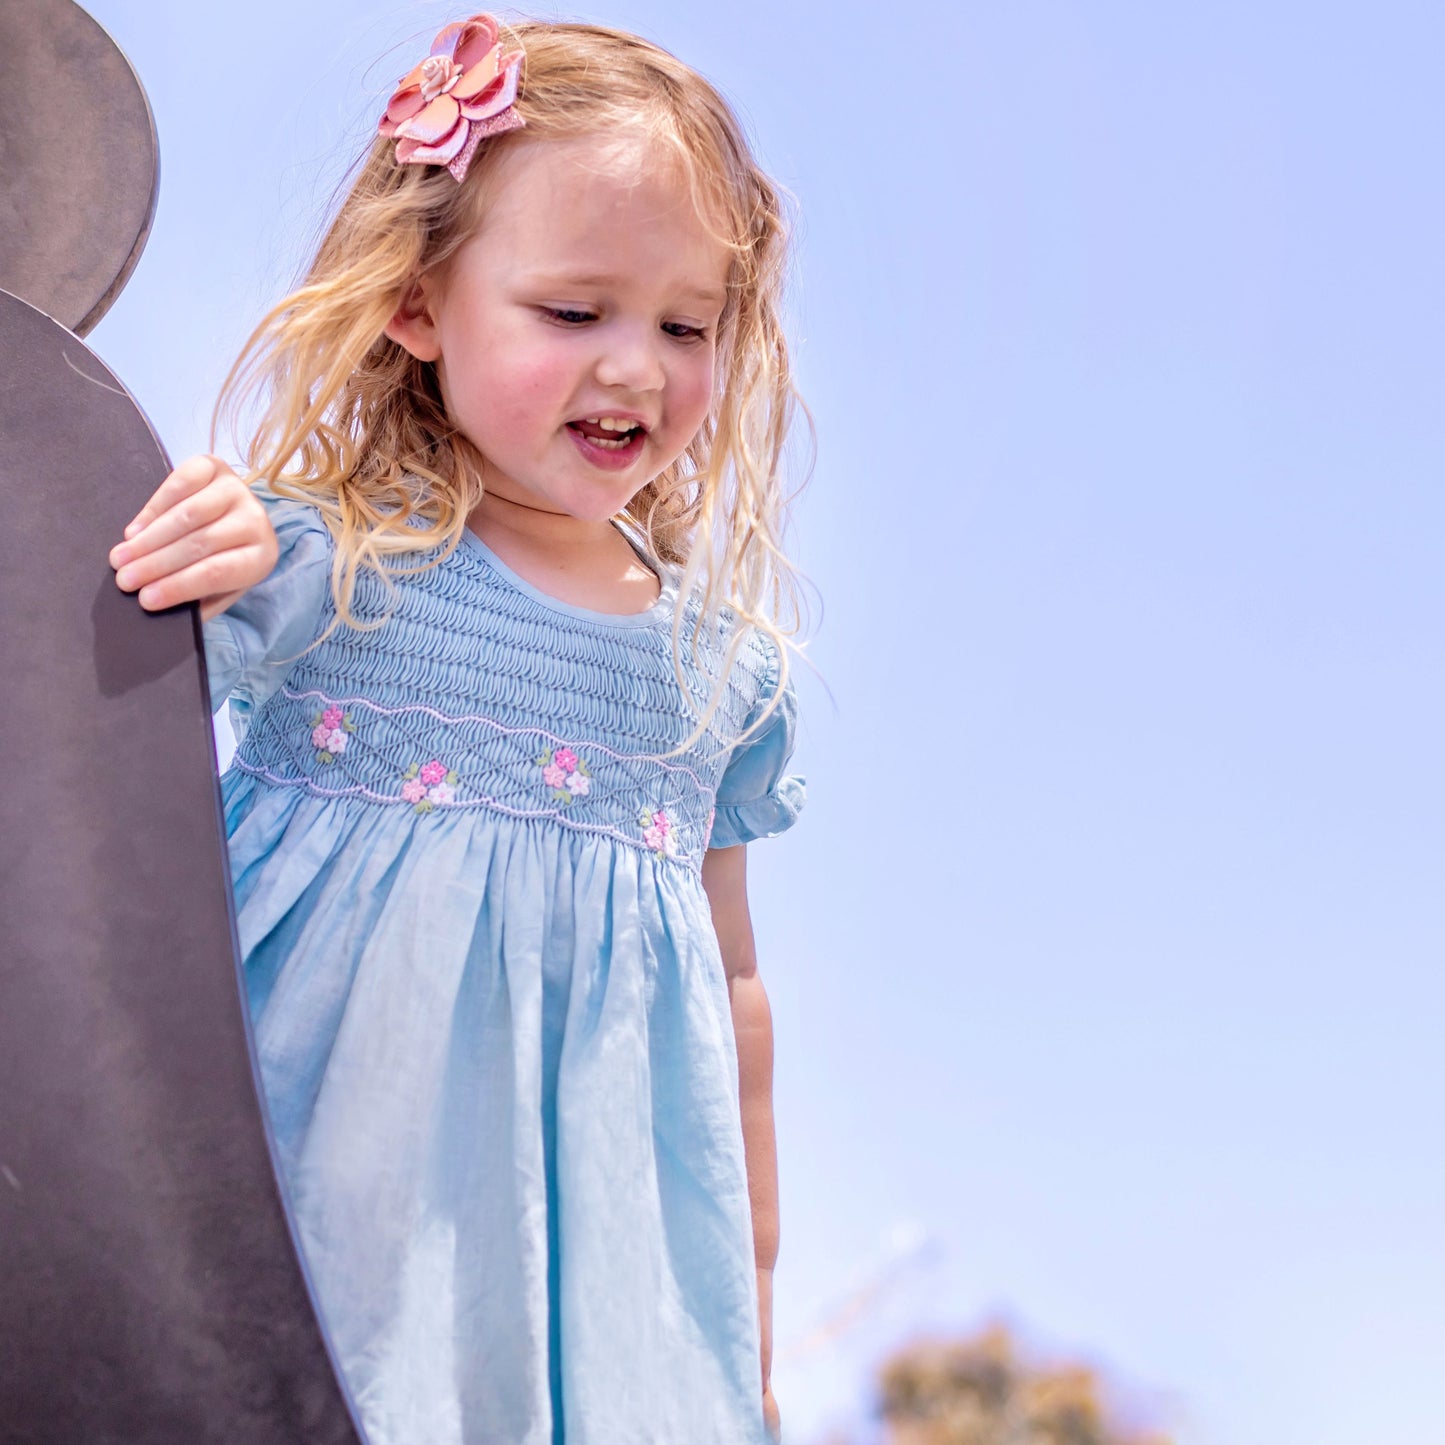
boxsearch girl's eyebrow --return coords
[522,270,727,307]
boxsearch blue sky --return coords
[85,3,1443,1441]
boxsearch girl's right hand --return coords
[109,454,279,621]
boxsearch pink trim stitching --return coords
[230,757,700,863]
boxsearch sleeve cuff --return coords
[707,774,806,850]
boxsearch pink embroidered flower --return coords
[311,705,356,762]
[401,759,459,813]
[536,746,592,805]
[640,808,679,857]
[378,14,525,182]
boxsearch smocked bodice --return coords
[223,524,787,872]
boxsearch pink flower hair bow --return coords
[378,14,525,182]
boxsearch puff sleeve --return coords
[202,494,333,725]
[707,643,806,850]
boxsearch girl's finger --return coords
[114,511,262,592]
[119,454,228,542]
[134,543,278,613]
[110,472,236,566]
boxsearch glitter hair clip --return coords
[377,14,525,182]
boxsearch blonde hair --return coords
[215,19,805,735]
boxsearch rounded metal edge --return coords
[68,3,161,336]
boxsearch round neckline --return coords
[459,524,675,629]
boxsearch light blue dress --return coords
[203,495,803,1445]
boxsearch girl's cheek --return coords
[500,342,576,402]
[453,349,560,432]
[677,355,717,430]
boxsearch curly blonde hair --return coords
[215,19,805,734]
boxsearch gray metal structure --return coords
[0,0,158,335]
[0,5,365,1440]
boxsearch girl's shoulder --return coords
[679,586,786,701]
[252,487,336,552]
[203,489,336,716]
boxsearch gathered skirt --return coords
[225,771,767,1445]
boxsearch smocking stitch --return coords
[226,508,789,872]
[229,755,708,863]
[282,688,718,787]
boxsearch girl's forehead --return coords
[468,133,733,286]
[516,128,676,180]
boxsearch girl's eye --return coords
[662,321,708,342]
[546,308,597,325]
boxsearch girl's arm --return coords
[701,843,781,1443]
[110,454,278,620]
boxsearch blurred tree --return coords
[873,1324,1170,1445]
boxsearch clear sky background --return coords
[82,3,1443,1442]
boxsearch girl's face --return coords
[389,133,733,524]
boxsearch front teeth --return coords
[578,416,641,449]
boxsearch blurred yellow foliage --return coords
[875,1324,1171,1445]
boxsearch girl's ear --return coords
[384,277,442,362]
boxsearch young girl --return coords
[108,15,803,1445]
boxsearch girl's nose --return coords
[594,324,666,393]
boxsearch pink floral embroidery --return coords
[310,705,355,764]
[639,807,679,858]
[536,746,591,807]
[401,759,459,814]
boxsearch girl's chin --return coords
[554,471,665,522]
[571,493,650,524]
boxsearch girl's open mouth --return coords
[568,417,645,449]
[566,417,648,467]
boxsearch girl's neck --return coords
[468,488,614,552]
[466,491,662,617]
